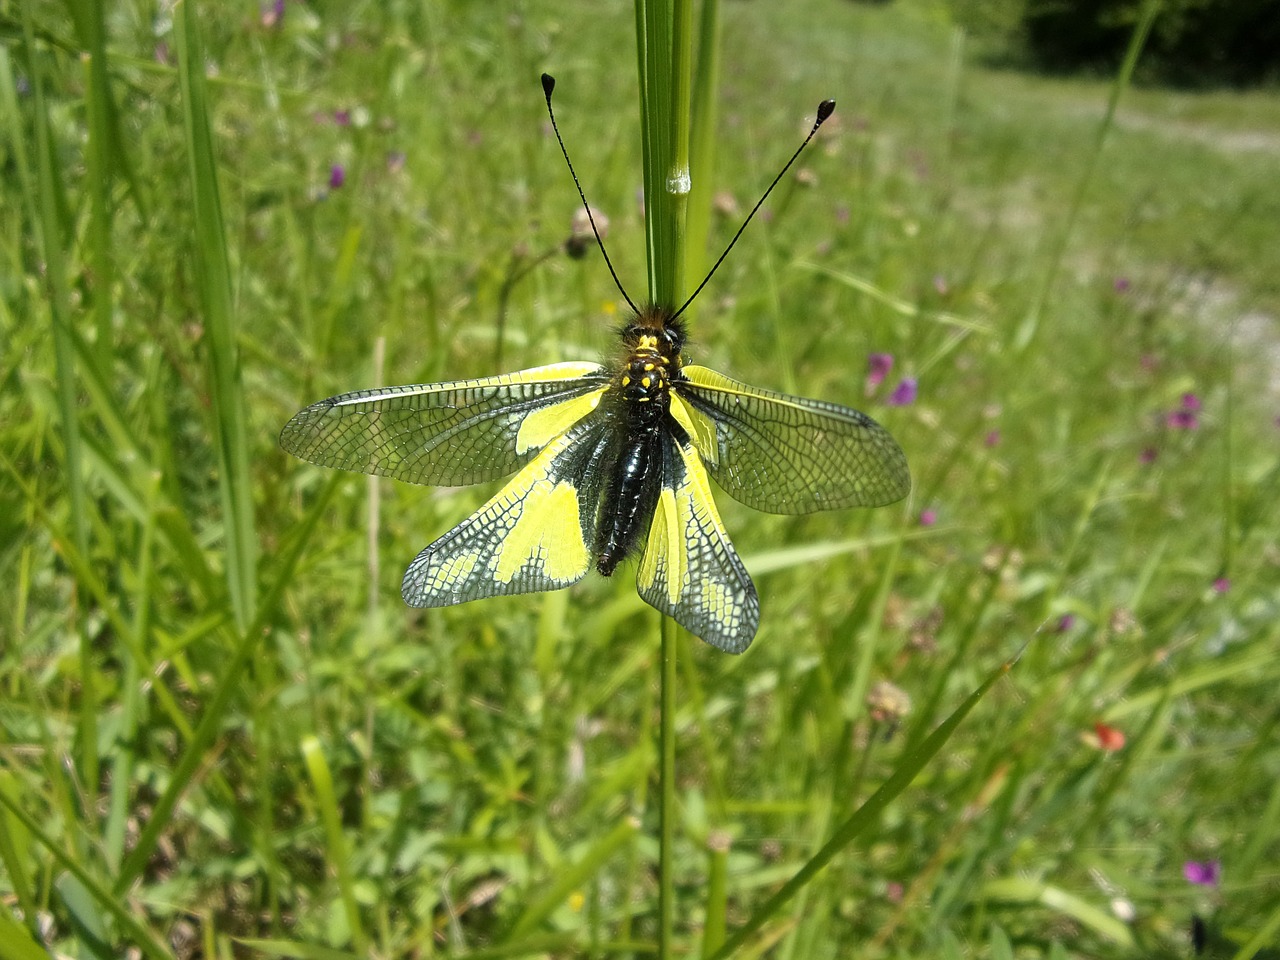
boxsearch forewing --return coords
[637,430,759,653]
[281,362,610,486]
[673,365,910,515]
[401,417,612,607]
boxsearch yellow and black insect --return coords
[281,75,909,653]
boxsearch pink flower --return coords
[887,378,917,407]
[1113,277,1131,293]
[984,429,1001,448]
[1166,393,1201,429]
[328,164,346,190]
[1212,577,1230,594]
[865,353,894,393]
[1183,860,1221,887]
[1056,613,1076,633]
[1139,447,1158,464]
[919,509,937,527]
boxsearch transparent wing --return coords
[281,362,611,487]
[637,431,759,654]
[401,418,613,607]
[672,364,910,515]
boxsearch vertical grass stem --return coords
[1013,0,1161,352]
[175,0,258,632]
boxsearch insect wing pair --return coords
[281,359,909,652]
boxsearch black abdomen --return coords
[595,356,671,576]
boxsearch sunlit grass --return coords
[3,0,1279,957]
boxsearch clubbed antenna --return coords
[541,73,641,316]
[671,99,836,320]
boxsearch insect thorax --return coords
[616,306,685,421]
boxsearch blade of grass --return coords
[708,651,1016,960]
[1230,900,1280,960]
[701,832,729,959]
[174,0,258,633]
[103,472,158,873]
[302,737,368,955]
[684,0,720,317]
[1012,0,1161,351]
[0,906,51,960]
[80,44,114,364]
[20,0,97,811]
[55,872,114,960]
[0,773,38,941]
[981,877,1136,947]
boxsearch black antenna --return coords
[671,98,836,320]
[541,73,641,316]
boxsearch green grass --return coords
[3,0,1279,957]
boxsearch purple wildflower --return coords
[919,509,937,527]
[887,378,917,407]
[333,109,351,127]
[1166,409,1199,430]
[328,164,346,190]
[865,353,894,394]
[1139,447,1158,465]
[984,429,1001,448]
[1183,860,1221,887]
[1113,277,1131,293]
[1181,393,1202,412]
[1056,613,1076,633]
[1212,577,1230,594]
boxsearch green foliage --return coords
[3,0,1280,957]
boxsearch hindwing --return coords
[673,364,910,514]
[401,417,612,607]
[636,428,759,653]
[281,362,610,487]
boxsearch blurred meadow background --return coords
[3,0,1280,957]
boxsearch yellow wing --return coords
[672,365,909,514]
[636,430,759,653]
[281,362,610,487]
[401,418,612,607]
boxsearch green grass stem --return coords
[684,0,721,310]
[302,737,369,954]
[659,614,678,956]
[1013,0,1162,351]
[19,0,96,810]
[175,0,258,633]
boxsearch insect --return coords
[281,74,910,653]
